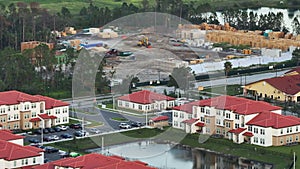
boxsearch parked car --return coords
[45,128,55,133]
[53,126,61,132]
[74,130,89,137]
[43,128,49,134]
[69,123,82,129]
[119,123,131,129]
[69,152,81,157]
[28,138,40,143]
[61,133,73,139]
[34,129,42,135]
[130,121,143,127]
[49,135,60,141]
[43,136,53,142]
[44,158,49,163]
[44,146,59,153]
[89,128,100,134]
[59,151,69,158]
[58,125,68,131]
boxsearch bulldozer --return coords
[137,36,151,48]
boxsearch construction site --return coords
[51,19,300,83]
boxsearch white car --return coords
[50,135,60,141]
[59,125,68,131]
[119,123,131,129]
[89,128,100,134]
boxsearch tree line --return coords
[1,1,300,51]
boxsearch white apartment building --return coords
[173,95,300,146]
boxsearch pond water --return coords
[89,140,273,169]
[211,7,300,31]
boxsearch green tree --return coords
[224,61,232,77]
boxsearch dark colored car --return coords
[34,129,42,135]
[44,158,49,163]
[53,126,61,132]
[61,133,73,139]
[44,146,59,153]
[46,128,55,133]
[28,138,40,143]
[43,128,49,134]
[131,122,143,127]
[43,136,53,142]
[69,123,82,129]
[74,131,86,137]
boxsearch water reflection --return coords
[89,140,273,169]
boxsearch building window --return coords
[180,113,184,118]
[32,103,36,108]
[25,159,28,165]
[286,137,289,143]
[225,122,231,128]
[281,129,283,134]
[235,123,239,129]
[280,138,283,144]
[216,128,220,134]
[200,107,204,113]
[226,113,230,119]
[21,159,24,165]
[14,105,18,110]
[206,119,210,124]
[14,161,16,166]
[174,112,178,117]
[287,128,289,133]
[290,136,293,142]
[174,121,178,126]
[254,128,258,134]
[296,126,299,132]
[235,114,239,120]
[33,157,36,164]
[31,112,36,118]
[206,127,210,133]
[118,101,122,106]
[205,109,210,115]
[216,119,221,125]
[260,138,265,144]
[254,137,258,143]
[180,122,184,128]
[200,117,204,122]
[216,110,221,115]
[296,136,299,141]
[188,114,192,119]
[8,106,10,111]
[248,126,252,131]
[260,129,265,135]
[138,105,142,110]
[290,127,292,133]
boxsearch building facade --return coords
[0,91,69,130]
[244,74,300,102]
[117,90,175,113]
[0,130,44,169]
[172,95,300,147]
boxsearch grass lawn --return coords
[49,127,294,168]
[202,84,243,96]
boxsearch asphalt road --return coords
[194,70,288,87]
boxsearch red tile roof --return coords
[118,90,175,104]
[246,112,300,129]
[0,90,42,106]
[173,102,194,114]
[34,153,157,169]
[150,116,169,122]
[195,122,205,127]
[228,128,246,134]
[0,140,42,160]
[243,132,254,137]
[29,117,41,122]
[191,95,280,115]
[0,129,24,141]
[38,113,57,119]
[34,95,69,109]
[182,118,199,124]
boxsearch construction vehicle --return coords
[105,49,133,57]
[137,36,151,48]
